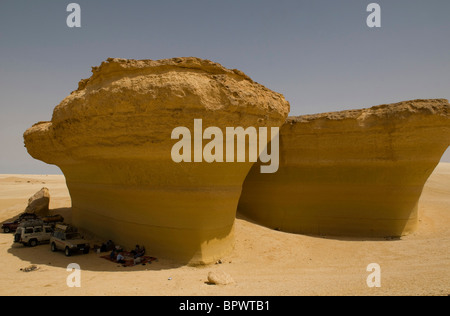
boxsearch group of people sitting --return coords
[110,244,146,265]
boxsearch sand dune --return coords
[0,164,449,296]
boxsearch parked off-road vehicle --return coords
[50,224,90,256]
[2,220,20,233]
[14,220,53,247]
[2,213,40,233]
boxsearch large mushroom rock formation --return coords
[238,99,450,238]
[24,57,289,264]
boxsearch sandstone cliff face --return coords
[238,99,450,237]
[24,57,290,264]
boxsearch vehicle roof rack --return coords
[54,224,77,233]
[18,219,44,228]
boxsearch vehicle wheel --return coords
[51,243,57,252]
[28,239,38,247]
[3,227,10,234]
[65,247,71,257]
[83,248,90,254]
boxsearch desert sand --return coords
[0,164,449,296]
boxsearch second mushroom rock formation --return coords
[238,99,450,238]
[24,57,290,264]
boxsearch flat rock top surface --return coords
[287,99,449,124]
[51,57,290,124]
[0,164,449,296]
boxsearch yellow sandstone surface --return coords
[239,99,450,237]
[23,57,290,264]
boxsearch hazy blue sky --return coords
[1,0,449,174]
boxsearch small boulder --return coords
[207,271,234,285]
[25,187,50,216]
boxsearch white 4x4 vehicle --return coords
[14,220,53,247]
[50,224,90,256]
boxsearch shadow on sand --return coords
[235,211,403,242]
[3,207,186,272]
[4,207,403,272]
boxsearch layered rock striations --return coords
[238,99,450,237]
[24,57,290,264]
